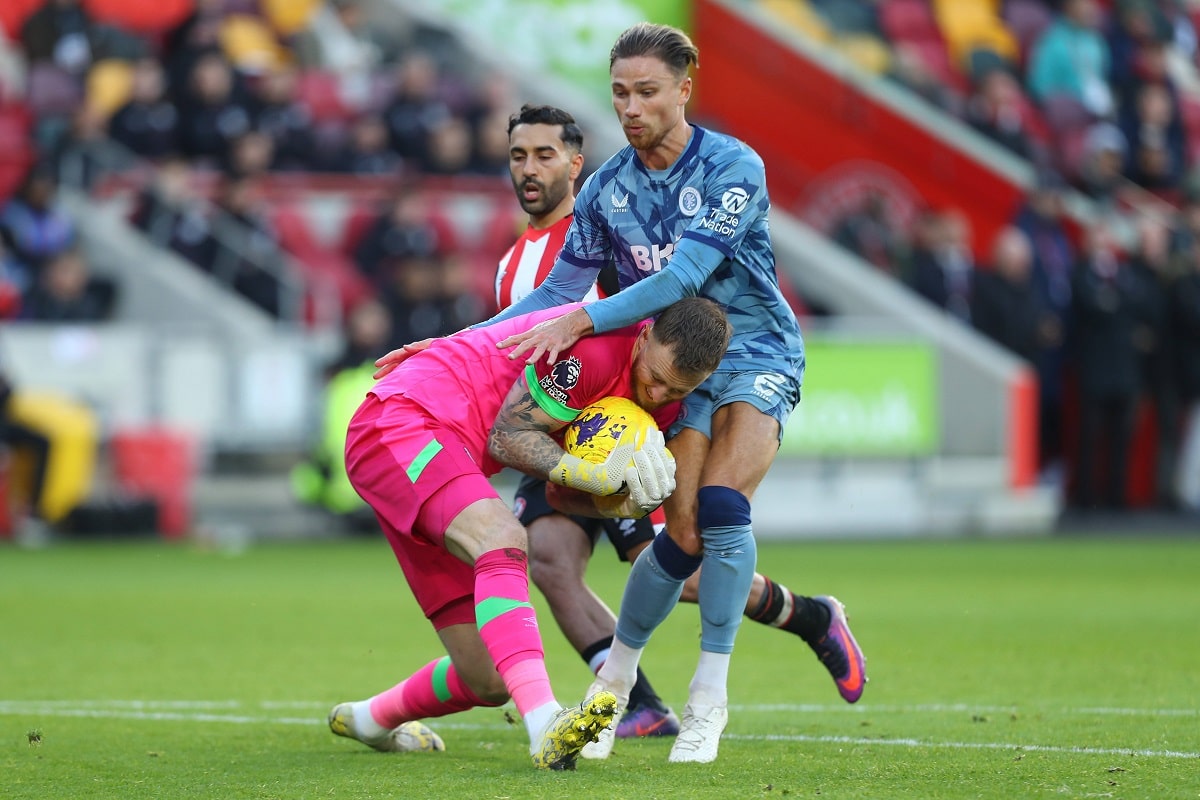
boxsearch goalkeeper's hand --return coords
[594,430,676,519]
[549,417,646,496]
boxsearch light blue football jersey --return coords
[492,125,804,379]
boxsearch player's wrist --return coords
[550,452,621,495]
[571,308,596,337]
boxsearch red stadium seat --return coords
[879,0,941,42]
[295,70,355,123]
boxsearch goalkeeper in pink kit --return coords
[328,296,731,770]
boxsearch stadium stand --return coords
[3,0,1199,533]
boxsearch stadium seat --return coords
[86,59,135,120]
[1179,95,1200,162]
[271,202,373,314]
[834,33,893,75]
[933,0,1018,74]
[296,70,356,123]
[1003,0,1054,66]
[110,426,196,538]
[5,391,100,525]
[219,13,290,75]
[260,0,322,37]
[0,100,33,199]
[879,0,941,42]
[759,0,833,43]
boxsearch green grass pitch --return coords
[2,533,1198,799]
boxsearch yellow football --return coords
[563,396,658,465]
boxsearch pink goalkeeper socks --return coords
[474,548,556,716]
[369,656,487,727]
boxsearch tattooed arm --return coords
[486,372,571,480]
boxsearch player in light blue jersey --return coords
[487,23,866,764]
[373,23,867,764]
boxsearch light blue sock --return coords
[695,486,756,654]
[615,532,701,649]
[697,523,757,654]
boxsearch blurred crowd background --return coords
[2,0,1200,540]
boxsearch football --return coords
[563,396,658,465]
[390,720,446,752]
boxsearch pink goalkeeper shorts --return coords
[345,394,501,629]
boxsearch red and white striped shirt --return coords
[494,214,601,309]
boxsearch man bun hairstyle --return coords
[610,22,699,80]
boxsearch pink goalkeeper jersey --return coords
[370,303,674,476]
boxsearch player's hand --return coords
[373,338,434,379]
[626,429,676,510]
[497,309,592,365]
[594,436,674,518]
[549,415,646,496]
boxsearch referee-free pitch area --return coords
[2,533,1198,799]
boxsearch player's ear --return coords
[678,76,692,106]
[569,151,584,181]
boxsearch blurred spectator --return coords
[290,296,392,527]
[965,66,1047,162]
[1120,80,1187,198]
[162,0,227,101]
[884,41,963,115]
[108,57,179,161]
[906,208,975,323]
[383,51,453,166]
[20,0,101,75]
[379,253,483,347]
[326,113,402,175]
[1014,171,1077,470]
[0,164,76,282]
[1107,0,1172,90]
[423,116,475,176]
[1077,121,1129,206]
[0,365,52,542]
[175,51,253,165]
[1027,0,1114,119]
[20,245,116,321]
[1070,223,1142,511]
[51,101,118,189]
[470,107,513,177]
[291,0,395,111]
[324,294,392,377]
[223,129,276,179]
[809,0,882,37]
[831,188,906,275]
[246,66,314,171]
[1128,214,1182,508]
[130,156,217,267]
[352,189,443,289]
[208,174,286,315]
[1172,237,1200,510]
[0,24,27,101]
[0,231,24,318]
[971,226,1056,364]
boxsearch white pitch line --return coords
[724,733,1200,760]
[732,703,1200,717]
[1,701,1197,760]
[4,700,1198,717]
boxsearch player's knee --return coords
[697,486,751,531]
